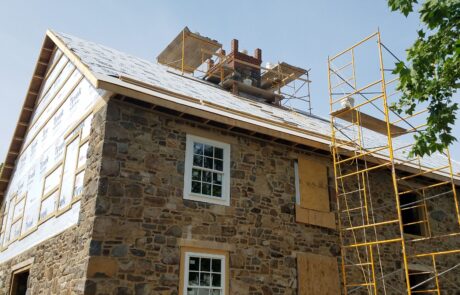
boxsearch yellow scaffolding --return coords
[157,27,313,114]
[328,31,460,294]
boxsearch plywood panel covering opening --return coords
[297,253,340,295]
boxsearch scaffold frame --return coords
[328,30,460,295]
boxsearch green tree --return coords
[388,0,459,156]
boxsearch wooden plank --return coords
[261,62,307,90]
[298,155,330,212]
[295,205,336,229]
[331,107,407,137]
[157,26,222,73]
[297,252,341,295]
[98,77,332,151]
[221,79,283,102]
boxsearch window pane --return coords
[198,289,210,295]
[194,143,203,155]
[78,142,89,168]
[59,138,80,209]
[192,181,201,194]
[214,147,223,160]
[203,171,212,183]
[193,155,203,167]
[212,274,221,287]
[73,171,85,198]
[44,165,62,195]
[212,185,222,198]
[202,183,212,196]
[213,173,222,185]
[188,272,199,286]
[204,145,213,157]
[192,169,202,181]
[211,259,222,272]
[200,272,211,286]
[214,160,223,171]
[187,288,198,295]
[211,290,221,295]
[40,190,58,220]
[189,256,200,271]
[13,199,25,220]
[10,220,22,240]
[201,258,211,271]
[204,157,213,169]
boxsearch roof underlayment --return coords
[51,31,460,176]
[1,30,459,200]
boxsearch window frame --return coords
[38,163,63,224]
[180,247,229,295]
[407,265,434,291]
[9,266,30,295]
[398,188,428,237]
[184,134,231,206]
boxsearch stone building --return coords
[0,28,459,295]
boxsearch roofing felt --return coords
[52,31,460,177]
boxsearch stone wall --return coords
[88,99,459,294]
[0,105,107,295]
[1,97,458,294]
[86,99,340,295]
[337,158,460,293]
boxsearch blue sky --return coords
[0,1,458,161]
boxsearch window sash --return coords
[191,165,224,175]
[184,252,225,293]
[184,135,230,206]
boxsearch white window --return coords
[184,135,230,206]
[183,252,226,295]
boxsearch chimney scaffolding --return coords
[157,27,313,114]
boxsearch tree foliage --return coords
[388,0,459,156]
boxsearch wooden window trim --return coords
[56,132,80,213]
[7,191,26,244]
[37,163,63,225]
[36,51,67,107]
[179,246,230,295]
[0,197,13,251]
[184,134,231,206]
[20,113,91,239]
[31,61,75,128]
[19,72,83,159]
[42,49,63,85]
[4,194,19,246]
[11,193,27,224]
[0,202,6,247]
[9,264,31,295]
[1,99,97,248]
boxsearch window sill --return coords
[184,193,230,206]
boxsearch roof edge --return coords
[0,30,104,202]
[96,75,460,185]
[46,30,100,89]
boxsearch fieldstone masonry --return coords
[86,100,339,294]
[0,98,458,294]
